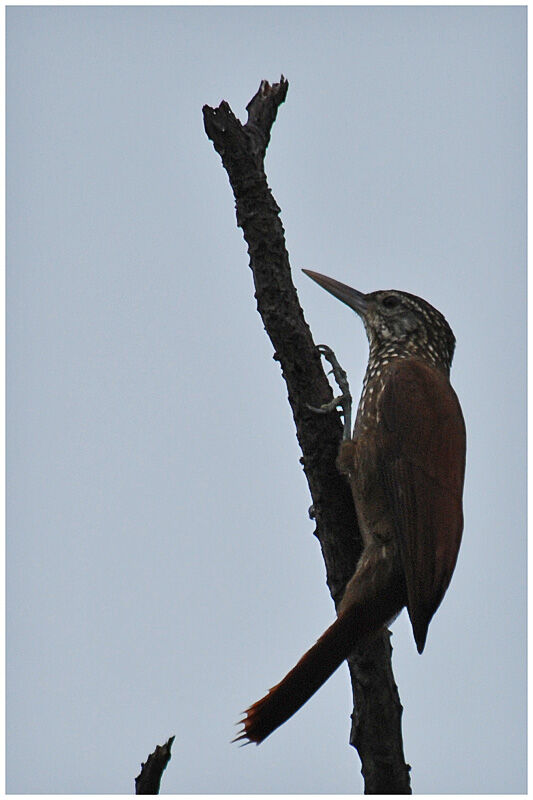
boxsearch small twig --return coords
[135,736,175,795]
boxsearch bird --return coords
[235,269,466,745]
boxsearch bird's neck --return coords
[367,338,450,376]
[355,345,449,436]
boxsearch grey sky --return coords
[7,5,526,794]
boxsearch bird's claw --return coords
[309,344,353,440]
[307,397,341,415]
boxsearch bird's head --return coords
[303,269,456,373]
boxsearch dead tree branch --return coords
[135,736,174,794]
[203,77,411,794]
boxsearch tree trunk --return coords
[203,77,411,794]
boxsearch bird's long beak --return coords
[302,270,368,316]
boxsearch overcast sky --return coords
[7,5,526,794]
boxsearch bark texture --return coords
[203,77,411,794]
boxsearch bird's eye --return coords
[382,295,400,309]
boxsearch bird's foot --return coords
[308,344,353,440]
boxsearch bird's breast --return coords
[337,429,395,550]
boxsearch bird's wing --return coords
[377,358,466,653]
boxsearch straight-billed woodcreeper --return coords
[236,270,466,745]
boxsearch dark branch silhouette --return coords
[135,736,174,795]
[203,77,411,794]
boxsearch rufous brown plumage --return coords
[236,270,466,745]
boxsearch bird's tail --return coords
[235,555,404,744]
